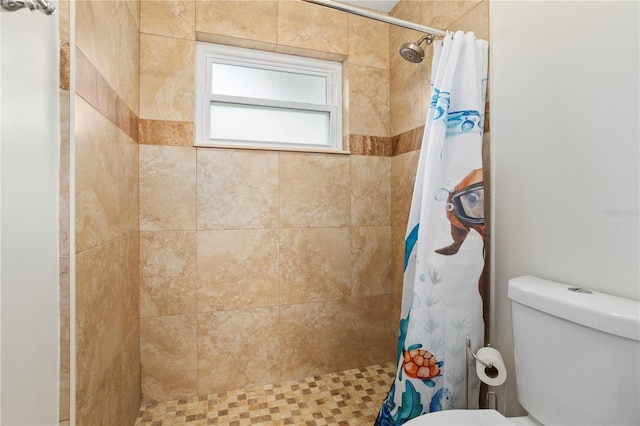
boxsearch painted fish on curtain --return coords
[376,31,489,426]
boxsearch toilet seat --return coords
[403,409,515,425]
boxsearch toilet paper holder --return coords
[465,335,500,410]
[466,335,499,375]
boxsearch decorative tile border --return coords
[348,135,393,157]
[139,119,194,146]
[60,41,70,91]
[350,119,487,157]
[75,47,138,142]
[136,120,425,156]
[349,126,424,157]
[136,109,487,156]
[392,126,424,156]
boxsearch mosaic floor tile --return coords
[136,363,396,425]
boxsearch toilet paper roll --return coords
[476,347,507,386]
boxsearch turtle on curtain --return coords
[376,31,489,426]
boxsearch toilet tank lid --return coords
[508,276,640,341]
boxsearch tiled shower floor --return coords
[135,362,396,425]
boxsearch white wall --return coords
[490,0,639,416]
[0,7,60,425]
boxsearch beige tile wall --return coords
[197,149,279,230]
[136,0,489,404]
[74,0,141,424]
[139,146,395,402]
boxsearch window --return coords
[195,42,343,151]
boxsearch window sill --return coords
[194,143,351,155]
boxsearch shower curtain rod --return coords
[300,0,447,37]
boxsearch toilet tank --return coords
[508,276,640,426]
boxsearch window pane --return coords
[211,63,327,104]
[209,103,330,146]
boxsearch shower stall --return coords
[2,0,491,424]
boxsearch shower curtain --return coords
[376,31,488,425]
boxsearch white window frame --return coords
[195,42,343,151]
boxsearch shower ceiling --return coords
[341,0,398,12]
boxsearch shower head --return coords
[399,34,434,63]
[399,42,425,63]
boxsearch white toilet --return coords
[405,276,640,425]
